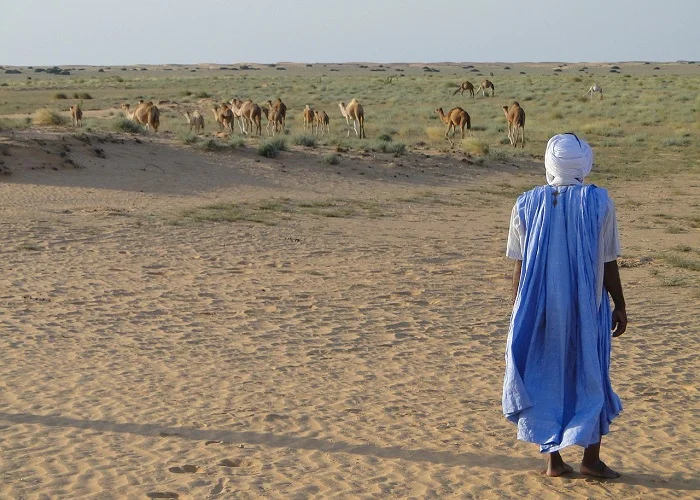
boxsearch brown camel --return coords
[503,102,525,148]
[314,110,330,135]
[268,98,287,130]
[338,99,365,138]
[69,105,83,127]
[452,81,475,97]
[121,102,160,131]
[212,104,233,133]
[435,107,471,143]
[184,110,205,134]
[475,79,495,97]
[303,105,315,132]
[261,106,282,136]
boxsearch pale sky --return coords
[1,0,697,66]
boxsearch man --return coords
[502,133,627,478]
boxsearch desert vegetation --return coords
[0,62,697,179]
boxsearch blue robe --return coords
[502,184,622,453]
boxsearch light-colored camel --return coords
[230,99,262,135]
[435,107,471,143]
[69,105,83,127]
[303,105,315,132]
[184,110,204,134]
[475,79,495,97]
[314,110,330,135]
[503,102,525,148]
[229,99,247,134]
[338,99,365,138]
[121,102,160,131]
[261,106,282,136]
[452,80,475,97]
[584,84,604,100]
[268,98,287,130]
[212,104,233,133]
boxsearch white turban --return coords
[544,133,593,186]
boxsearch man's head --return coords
[545,133,593,186]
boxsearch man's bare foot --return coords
[541,462,574,477]
[542,452,574,477]
[580,460,620,479]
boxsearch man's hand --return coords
[611,308,627,337]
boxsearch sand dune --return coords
[0,130,698,498]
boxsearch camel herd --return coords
[63,79,603,151]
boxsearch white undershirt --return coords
[506,192,621,307]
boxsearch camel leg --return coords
[508,124,514,146]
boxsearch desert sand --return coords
[0,129,698,499]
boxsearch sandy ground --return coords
[0,129,698,499]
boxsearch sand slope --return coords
[0,130,698,499]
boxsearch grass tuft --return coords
[33,108,68,126]
[113,118,145,133]
[321,153,341,165]
[257,138,288,158]
[292,134,317,147]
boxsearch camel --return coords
[584,84,604,100]
[452,80,475,97]
[229,99,247,134]
[212,104,233,133]
[303,105,315,132]
[475,79,495,97]
[435,107,471,143]
[314,110,330,135]
[261,106,282,136]
[338,99,365,138]
[503,102,525,148]
[121,101,160,131]
[69,105,83,127]
[184,110,204,134]
[230,99,262,135]
[268,98,287,130]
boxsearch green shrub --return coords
[113,118,145,133]
[321,153,341,165]
[195,91,211,99]
[376,133,392,142]
[662,137,692,147]
[178,132,198,145]
[73,92,93,99]
[53,93,68,100]
[292,134,316,147]
[200,138,225,151]
[228,137,245,148]
[257,138,287,158]
[373,140,406,156]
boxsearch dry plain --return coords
[0,61,699,499]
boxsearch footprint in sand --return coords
[218,458,242,468]
[168,464,200,473]
[210,478,226,495]
[147,493,179,499]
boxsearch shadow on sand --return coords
[1,411,698,493]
